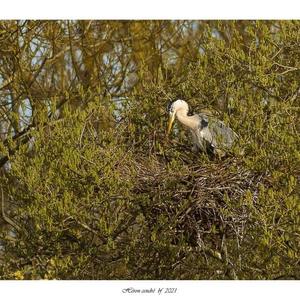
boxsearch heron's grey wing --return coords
[206,117,237,149]
[191,114,214,152]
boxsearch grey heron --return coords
[167,100,237,156]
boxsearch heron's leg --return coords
[192,144,199,153]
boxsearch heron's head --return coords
[167,99,189,134]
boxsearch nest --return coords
[134,156,268,248]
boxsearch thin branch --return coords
[1,187,21,232]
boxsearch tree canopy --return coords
[0,20,299,279]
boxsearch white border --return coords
[0,0,300,19]
[0,280,299,300]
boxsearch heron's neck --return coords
[176,110,198,130]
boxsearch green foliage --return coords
[0,20,299,279]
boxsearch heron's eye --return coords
[201,119,209,128]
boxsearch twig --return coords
[1,187,21,232]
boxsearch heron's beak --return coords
[167,113,175,135]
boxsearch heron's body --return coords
[167,100,237,155]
